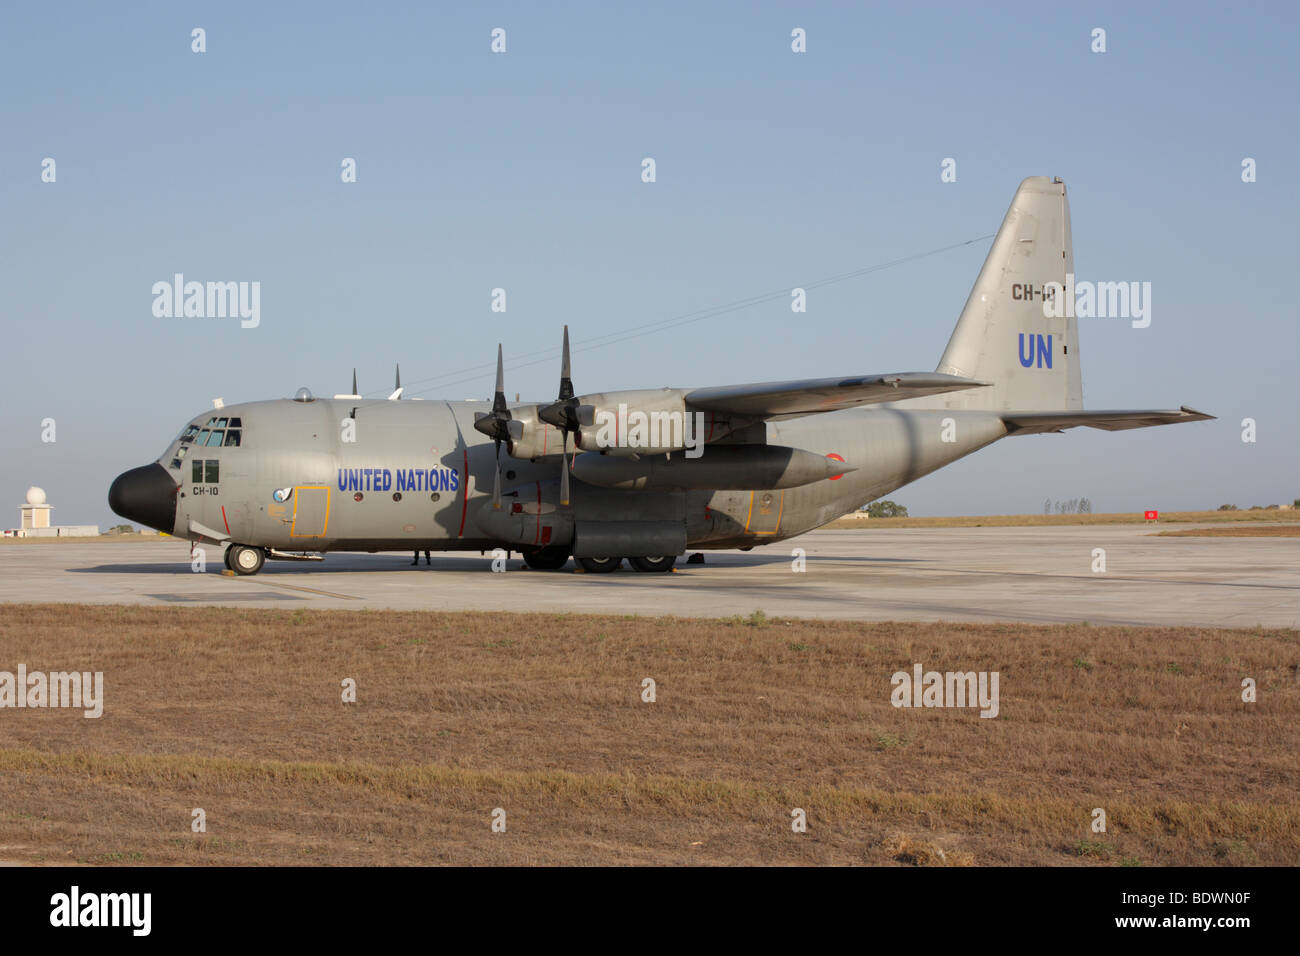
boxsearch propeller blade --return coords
[492,345,507,413]
[559,434,571,506]
[492,439,503,509]
[539,328,579,429]
[558,325,573,401]
[473,344,514,439]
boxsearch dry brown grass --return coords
[1156,525,1300,537]
[0,604,1297,866]
[825,509,1299,529]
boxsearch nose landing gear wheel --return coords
[629,555,676,573]
[577,556,622,574]
[229,544,266,576]
[523,547,570,571]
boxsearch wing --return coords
[1001,406,1215,435]
[684,372,988,421]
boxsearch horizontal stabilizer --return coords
[686,372,988,421]
[1002,406,1215,435]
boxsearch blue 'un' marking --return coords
[1018,333,1053,369]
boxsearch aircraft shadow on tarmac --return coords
[67,552,923,576]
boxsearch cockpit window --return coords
[176,417,245,463]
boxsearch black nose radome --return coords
[108,463,178,534]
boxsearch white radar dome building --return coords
[9,485,98,538]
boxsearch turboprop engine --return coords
[505,391,743,461]
[569,388,729,458]
[505,406,568,460]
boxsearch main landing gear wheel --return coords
[577,556,622,574]
[629,556,676,573]
[523,547,570,571]
[223,545,234,570]
[229,544,265,576]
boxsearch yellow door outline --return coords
[290,486,330,538]
[744,490,784,536]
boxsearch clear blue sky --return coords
[3,1,1296,527]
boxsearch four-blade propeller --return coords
[537,326,579,506]
[472,345,513,510]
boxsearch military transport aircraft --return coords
[109,177,1211,575]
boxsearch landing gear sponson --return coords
[527,551,676,573]
[219,544,674,575]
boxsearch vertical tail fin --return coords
[933,176,1082,412]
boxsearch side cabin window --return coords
[191,459,220,483]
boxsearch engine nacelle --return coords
[572,388,707,457]
[571,444,854,490]
[505,406,570,460]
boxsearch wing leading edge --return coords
[684,372,988,421]
[1001,407,1215,435]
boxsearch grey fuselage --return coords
[143,396,1005,553]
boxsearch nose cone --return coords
[108,463,179,534]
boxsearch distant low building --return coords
[14,486,99,537]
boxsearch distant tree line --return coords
[1219,502,1297,511]
[860,500,909,517]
